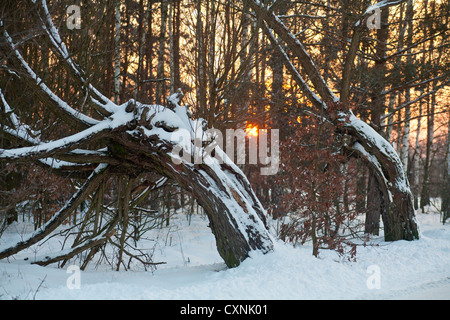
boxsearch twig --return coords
[32,275,47,300]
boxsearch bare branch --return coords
[385,30,448,62]
[0,164,110,260]
[341,0,410,102]
[381,73,449,97]
[246,0,337,104]
[261,22,324,110]
[381,79,450,121]
[0,119,116,161]
[35,0,118,116]
[32,229,116,266]
[1,25,99,128]
[0,88,41,144]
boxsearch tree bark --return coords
[0,4,274,267]
[400,0,415,173]
[155,0,168,105]
[247,0,419,241]
[114,0,121,104]
[339,114,419,240]
[108,103,274,266]
[365,6,389,236]
[442,111,450,224]
[365,170,382,235]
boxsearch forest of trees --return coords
[0,0,448,269]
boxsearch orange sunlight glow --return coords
[246,125,259,137]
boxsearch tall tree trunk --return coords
[412,103,422,209]
[135,0,150,101]
[169,0,181,92]
[356,158,367,213]
[207,0,218,126]
[365,7,389,236]
[120,7,130,104]
[385,92,396,142]
[442,111,450,224]
[420,90,435,211]
[145,2,154,102]
[195,0,207,118]
[114,0,121,104]
[155,0,168,105]
[400,0,414,174]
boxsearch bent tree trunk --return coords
[0,5,273,267]
[0,94,273,267]
[109,100,273,266]
[247,0,419,241]
[337,111,419,240]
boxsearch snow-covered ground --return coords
[1,207,449,300]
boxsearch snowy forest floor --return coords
[1,201,449,300]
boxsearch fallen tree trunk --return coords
[0,5,273,267]
[0,94,273,267]
[105,99,274,267]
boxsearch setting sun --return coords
[246,125,259,137]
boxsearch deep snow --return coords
[0,205,449,300]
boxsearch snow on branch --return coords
[340,111,410,194]
[2,24,99,128]
[352,142,393,202]
[0,104,134,161]
[0,122,107,161]
[1,88,116,170]
[0,88,41,144]
[36,0,118,116]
